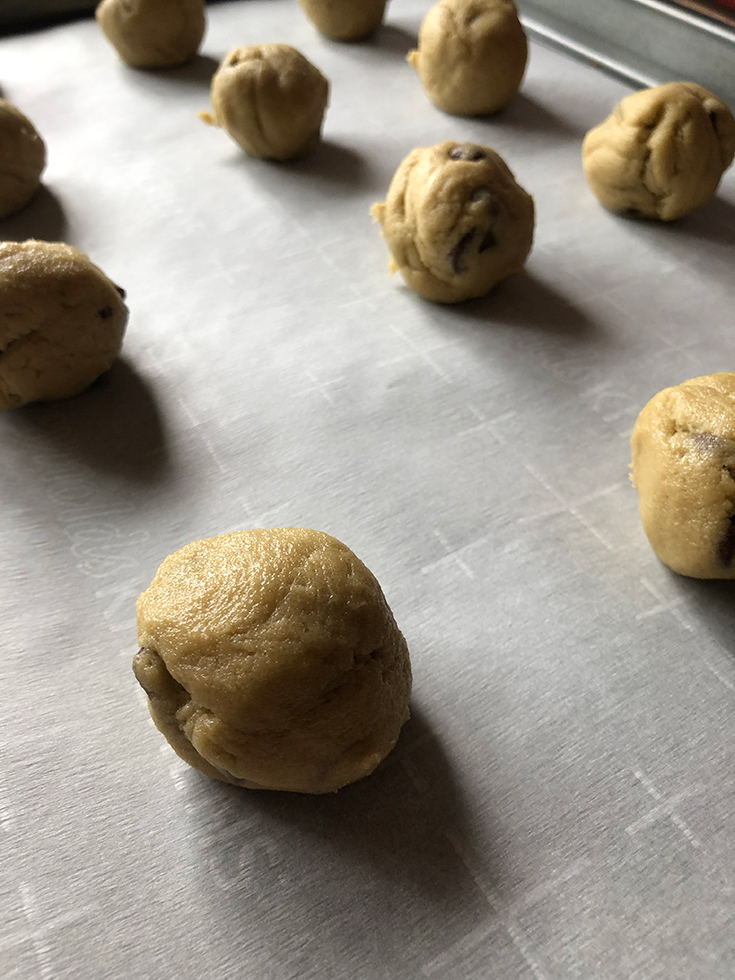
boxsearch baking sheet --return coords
[2,2,735,978]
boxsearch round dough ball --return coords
[582,82,735,221]
[371,140,534,303]
[0,100,46,220]
[298,0,387,41]
[407,0,527,116]
[200,44,329,162]
[631,373,735,578]
[0,240,128,409]
[134,528,412,794]
[95,0,206,69]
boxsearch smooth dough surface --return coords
[407,0,527,116]
[0,240,128,409]
[631,373,735,578]
[298,0,387,40]
[135,528,412,794]
[371,140,534,303]
[582,82,735,221]
[200,44,329,161]
[0,100,46,220]
[95,0,206,69]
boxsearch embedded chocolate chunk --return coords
[449,144,487,161]
[450,230,475,273]
[717,516,735,568]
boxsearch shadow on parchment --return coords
[226,139,371,194]
[0,185,67,243]
[317,22,417,54]
[656,195,735,251]
[493,92,587,140]
[370,23,418,54]
[676,577,735,660]
[153,53,220,87]
[601,194,735,274]
[178,707,500,971]
[279,139,368,190]
[8,358,170,483]
[449,271,598,338]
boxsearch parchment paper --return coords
[2,3,734,978]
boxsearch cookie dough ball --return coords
[0,100,46,220]
[371,141,534,303]
[408,0,527,116]
[298,0,388,41]
[0,241,128,409]
[582,82,735,221]
[134,528,412,794]
[200,44,329,161]
[95,0,206,69]
[631,374,735,578]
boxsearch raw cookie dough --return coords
[0,240,128,409]
[134,528,412,794]
[631,373,735,578]
[200,44,329,161]
[0,100,46,220]
[408,0,527,116]
[298,0,388,41]
[371,140,534,303]
[582,82,735,221]
[95,0,206,69]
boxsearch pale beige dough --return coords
[407,0,527,116]
[298,0,387,40]
[582,82,735,221]
[200,44,329,161]
[0,100,46,220]
[371,140,534,303]
[631,373,735,578]
[134,528,412,794]
[95,0,206,69]
[0,240,128,410]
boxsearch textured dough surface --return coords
[298,0,387,40]
[371,140,534,303]
[200,44,329,161]
[0,240,128,410]
[408,0,527,116]
[95,0,205,69]
[582,82,735,221]
[631,374,735,578]
[0,100,46,220]
[135,528,412,793]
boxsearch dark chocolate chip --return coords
[717,515,735,567]
[691,431,726,452]
[98,306,113,319]
[114,284,126,300]
[449,230,475,273]
[133,647,155,697]
[449,144,486,162]
[478,227,497,252]
[707,108,720,137]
